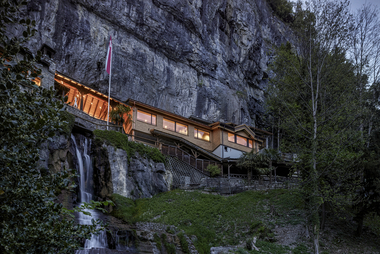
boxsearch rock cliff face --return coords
[92,143,172,200]
[24,0,292,126]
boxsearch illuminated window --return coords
[236,135,247,146]
[137,110,156,125]
[194,128,210,141]
[163,118,188,135]
[176,122,188,135]
[228,133,235,142]
[163,119,175,131]
[228,133,253,148]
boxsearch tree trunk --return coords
[355,210,365,237]
[269,160,273,184]
[320,202,326,231]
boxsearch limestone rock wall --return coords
[92,143,171,200]
[23,0,293,126]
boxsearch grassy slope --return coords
[111,189,309,254]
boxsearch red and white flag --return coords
[105,36,112,74]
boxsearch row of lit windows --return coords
[137,110,253,147]
[228,133,253,148]
[137,110,210,141]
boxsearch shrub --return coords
[206,164,221,177]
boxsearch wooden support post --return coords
[228,164,232,179]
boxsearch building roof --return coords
[126,99,212,129]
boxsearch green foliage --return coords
[60,110,75,135]
[0,1,103,252]
[238,150,277,175]
[178,232,190,254]
[153,233,162,250]
[93,130,166,164]
[110,194,136,223]
[110,104,131,126]
[206,164,221,177]
[161,234,176,254]
[364,212,380,236]
[110,189,304,254]
[266,1,360,251]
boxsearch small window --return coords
[163,118,188,135]
[137,110,156,125]
[248,140,253,148]
[194,128,210,141]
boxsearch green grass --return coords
[110,189,305,254]
[93,130,166,163]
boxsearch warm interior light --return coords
[145,119,147,122]
[91,103,93,105]
[100,107,102,109]
[164,126,167,128]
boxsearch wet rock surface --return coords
[21,0,294,127]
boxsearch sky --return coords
[349,0,380,12]
[291,0,380,12]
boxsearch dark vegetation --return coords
[60,110,75,135]
[93,130,166,164]
[0,2,107,253]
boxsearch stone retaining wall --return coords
[66,106,122,132]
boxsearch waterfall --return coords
[71,135,109,253]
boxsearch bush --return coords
[206,164,221,177]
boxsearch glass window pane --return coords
[176,122,188,135]
[196,129,210,141]
[248,140,253,148]
[137,110,152,124]
[228,133,235,142]
[163,118,175,131]
[152,115,156,125]
[194,129,198,138]
[236,135,247,146]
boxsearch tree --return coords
[266,1,361,253]
[237,149,273,184]
[110,104,132,133]
[0,1,105,253]
[350,2,380,140]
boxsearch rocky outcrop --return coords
[22,0,294,127]
[92,143,171,200]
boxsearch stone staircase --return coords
[166,156,209,187]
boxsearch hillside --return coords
[109,189,380,254]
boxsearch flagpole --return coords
[107,61,111,130]
[106,36,112,130]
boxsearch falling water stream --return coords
[71,135,109,253]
